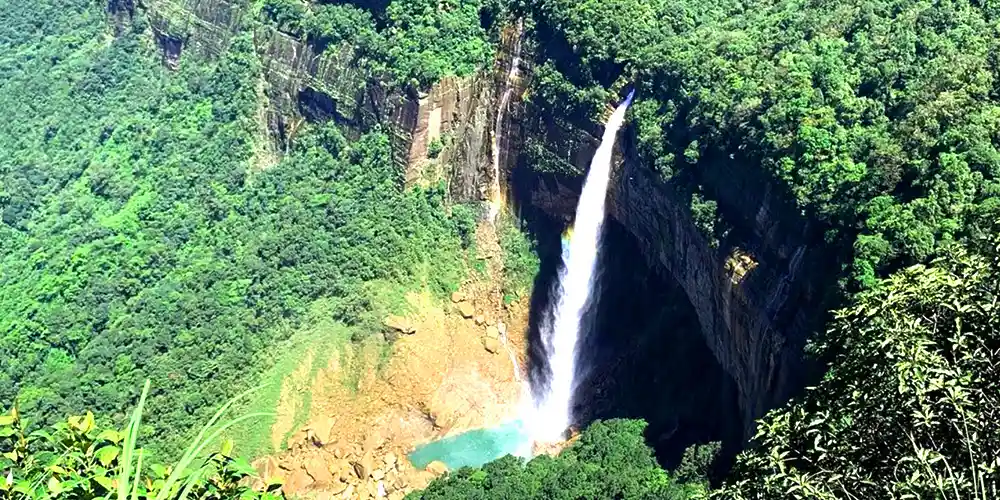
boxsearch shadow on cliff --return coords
[511,165,742,477]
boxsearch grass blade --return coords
[118,380,150,500]
[154,385,268,500]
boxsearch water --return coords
[487,19,524,223]
[408,92,634,467]
[527,91,635,443]
[408,420,530,470]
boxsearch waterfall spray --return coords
[528,90,635,443]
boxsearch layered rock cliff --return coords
[121,0,833,455]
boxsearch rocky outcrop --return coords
[489,23,834,441]
[127,0,830,449]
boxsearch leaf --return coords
[97,429,122,444]
[0,415,14,426]
[0,427,15,438]
[47,476,64,495]
[96,446,121,467]
[93,475,115,491]
[220,438,234,457]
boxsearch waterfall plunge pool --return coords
[407,420,531,470]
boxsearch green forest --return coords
[0,0,473,459]
[3,0,1000,498]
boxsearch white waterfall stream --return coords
[487,19,524,223]
[527,91,635,443]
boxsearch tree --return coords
[718,236,1000,498]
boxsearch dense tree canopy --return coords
[718,235,1000,498]
[411,420,708,499]
[528,0,1000,287]
[0,0,472,456]
[262,0,497,88]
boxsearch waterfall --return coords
[488,19,524,223]
[527,91,635,443]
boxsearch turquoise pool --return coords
[408,420,530,470]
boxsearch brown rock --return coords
[352,457,370,481]
[335,460,354,482]
[485,325,499,338]
[426,461,449,475]
[383,315,416,335]
[334,446,345,459]
[457,302,475,318]
[329,480,349,495]
[486,317,496,326]
[372,469,385,481]
[305,457,335,485]
[450,291,465,303]
[482,336,501,354]
[286,468,314,493]
[474,315,485,325]
[383,452,397,469]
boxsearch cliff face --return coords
[132,0,495,199]
[491,32,834,440]
[127,0,830,446]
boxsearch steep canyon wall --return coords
[120,0,831,444]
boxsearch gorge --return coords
[109,0,831,467]
[7,0,998,497]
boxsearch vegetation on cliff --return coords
[719,235,1000,498]
[1,0,472,457]
[527,0,1000,288]
[261,0,498,88]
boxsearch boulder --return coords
[482,336,501,354]
[363,432,384,454]
[457,302,475,318]
[352,456,370,481]
[485,325,499,338]
[450,291,465,303]
[383,315,416,335]
[329,480,349,495]
[337,461,356,483]
[286,468,314,493]
[426,461,449,475]
[310,416,336,446]
[305,457,335,485]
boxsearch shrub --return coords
[718,236,1000,499]
[0,382,282,499]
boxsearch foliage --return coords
[718,236,1000,499]
[497,215,540,304]
[428,137,445,159]
[0,0,470,457]
[410,419,706,499]
[528,0,1000,287]
[0,382,282,499]
[261,0,495,89]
